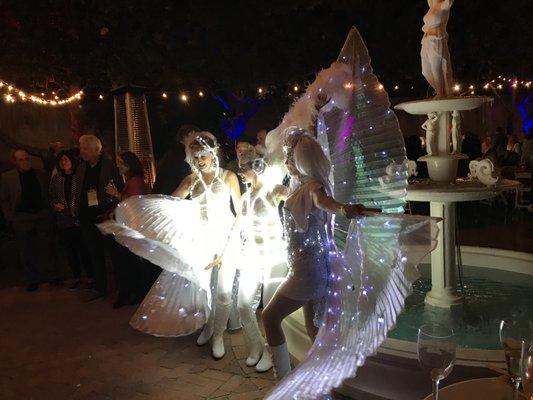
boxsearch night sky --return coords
[1,1,531,93]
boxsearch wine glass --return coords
[499,319,533,398]
[418,324,456,400]
[522,345,533,399]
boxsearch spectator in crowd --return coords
[225,137,255,197]
[226,138,256,173]
[521,132,533,168]
[485,128,508,167]
[49,149,93,290]
[152,125,199,195]
[481,136,492,156]
[404,134,428,178]
[458,131,482,176]
[507,135,521,153]
[77,134,124,301]
[105,151,153,308]
[0,130,64,178]
[43,142,65,177]
[0,149,58,291]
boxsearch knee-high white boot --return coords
[212,301,231,359]
[241,315,265,366]
[197,311,215,346]
[255,343,273,372]
[270,342,291,379]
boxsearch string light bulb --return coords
[198,91,204,97]
[162,92,168,99]
[469,85,474,90]
[293,85,299,92]
[453,84,461,92]
[258,87,264,94]
[98,94,104,100]
[378,84,384,90]
[497,84,503,90]
[393,85,399,90]
[180,93,188,102]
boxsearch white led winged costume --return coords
[262,27,440,399]
[234,151,288,371]
[99,132,241,355]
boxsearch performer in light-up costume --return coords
[260,27,441,399]
[231,150,288,372]
[99,131,241,360]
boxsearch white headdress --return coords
[183,131,220,175]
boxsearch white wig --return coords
[183,131,220,174]
[285,128,333,196]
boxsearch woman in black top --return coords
[49,149,92,289]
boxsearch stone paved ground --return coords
[0,284,276,400]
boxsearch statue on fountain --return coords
[451,109,462,153]
[421,111,438,156]
[421,0,454,98]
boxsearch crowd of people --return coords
[0,126,271,308]
[405,126,533,179]
[0,134,159,308]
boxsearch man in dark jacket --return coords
[0,149,56,291]
[152,125,198,195]
[77,134,124,300]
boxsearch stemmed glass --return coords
[418,324,456,400]
[522,345,533,399]
[499,319,533,399]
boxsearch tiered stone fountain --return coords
[394,0,521,308]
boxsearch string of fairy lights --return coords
[0,80,84,106]
[0,75,530,107]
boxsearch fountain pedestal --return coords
[405,179,521,308]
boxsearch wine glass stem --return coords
[513,379,521,400]
[432,379,440,400]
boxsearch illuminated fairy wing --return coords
[265,27,439,399]
[98,194,215,336]
[315,27,408,245]
[266,214,438,400]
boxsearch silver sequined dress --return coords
[276,208,329,302]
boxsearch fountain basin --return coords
[283,246,533,367]
[394,96,493,115]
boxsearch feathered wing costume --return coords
[98,132,237,337]
[263,27,440,399]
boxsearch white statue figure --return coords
[407,160,418,178]
[468,159,500,187]
[422,111,439,156]
[421,0,454,98]
[451,109,462,153]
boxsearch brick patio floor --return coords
[0,284,276,400]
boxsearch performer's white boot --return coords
[242,318,265,367]
[270,342,291,379]
[212,301,231,359]
[255,343,273,372]
[197,312,215,346]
